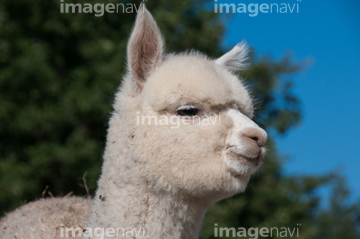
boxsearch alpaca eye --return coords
[176,106,199,117]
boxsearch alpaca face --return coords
[123,6,267,200]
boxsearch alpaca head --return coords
[113,5,267,203]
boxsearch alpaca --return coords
[0,5,267,239]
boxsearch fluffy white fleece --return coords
[0,4,267,239]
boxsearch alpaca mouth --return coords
[229,150,262,166]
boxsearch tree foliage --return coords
[0,0,359,238]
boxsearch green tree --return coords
[313,176,360,239]
[0,0,224,215]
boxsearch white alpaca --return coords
[0,5,267,239]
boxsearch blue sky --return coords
[219,0,360,201]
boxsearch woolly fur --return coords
[0,5,267,239]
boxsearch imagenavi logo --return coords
[214,0,301,17]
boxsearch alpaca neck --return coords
[86,141,210,239]
[88,173,208,239]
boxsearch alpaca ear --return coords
[215,42,249,71]
[127,4,164,92]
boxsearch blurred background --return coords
[0,0,359,238]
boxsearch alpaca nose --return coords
[241,127,267,147]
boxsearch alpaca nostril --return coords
[249,136,259,142]
[241,127,267,147]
